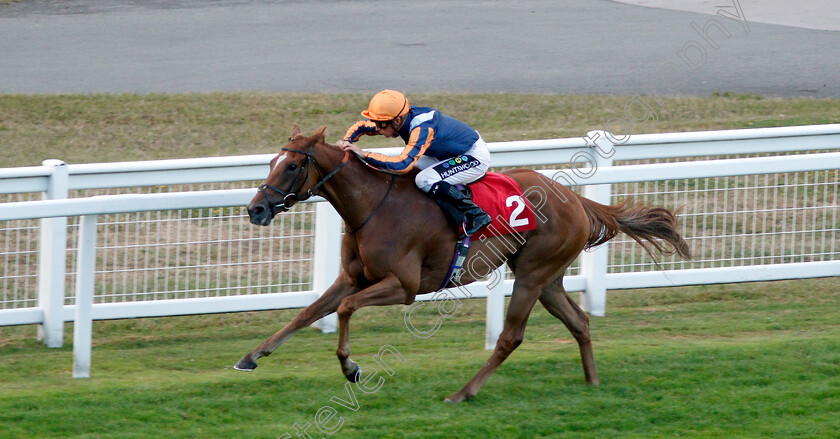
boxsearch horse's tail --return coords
[576,194,692,260]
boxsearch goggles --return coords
[373,119,393,129]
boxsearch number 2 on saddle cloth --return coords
[439,172,538,289]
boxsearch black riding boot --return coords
[428,181,492,237]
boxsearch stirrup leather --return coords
[429,181,491,237]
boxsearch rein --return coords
[258,145,349,216]
[345,174,397,234]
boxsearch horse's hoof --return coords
[445,391,472,404]
[344,362,360,383]
[233,355,258,371]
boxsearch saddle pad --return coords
[469,172,537,239]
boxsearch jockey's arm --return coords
[342,121,379,143]
[362,126,435,174]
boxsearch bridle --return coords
[257,141,396,234]
[258,144,348,217]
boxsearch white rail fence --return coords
[1,124,838,378]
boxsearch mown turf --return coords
[1,92,838,437]
[1,278,837,438]
[1,93,839,168]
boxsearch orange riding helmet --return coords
[361,90,410,121]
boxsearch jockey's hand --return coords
[339,141,366,158]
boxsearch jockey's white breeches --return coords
[414,135,491,192]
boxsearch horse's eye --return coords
[287,164,298,171]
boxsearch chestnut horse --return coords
[234,126,691,403]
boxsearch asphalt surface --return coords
[614,0,840,31]
[0,0,838,96]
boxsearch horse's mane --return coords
[322,140,345,153]
[320,137,419,180]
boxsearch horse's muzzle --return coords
[247,202,274,226]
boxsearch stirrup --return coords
[458,220,470,239]
[464,210,491,235]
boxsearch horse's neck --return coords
[315,143,397,229]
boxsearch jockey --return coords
[338,90,492,237]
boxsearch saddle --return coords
[436,172,537,289]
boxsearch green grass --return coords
[1,278,838,438]
[1,92,839,437]
[1,93,839,168]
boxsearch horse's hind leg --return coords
[445,277,543,403]
[538,277,599,385]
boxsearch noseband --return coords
[258,145,348,216]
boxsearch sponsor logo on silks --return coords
[433,155,481,178]
[449,156,470,166]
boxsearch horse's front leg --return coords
[336,273,412,382]
[234,272,358,371]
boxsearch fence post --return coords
[37,159,69,347]
[485,267,506,350]
[73,215,97,378]
[579,131,615,317]
[311,201,341,333]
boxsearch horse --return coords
[234,125,691,403]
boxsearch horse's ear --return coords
[310,126,327,143]
[290,125,302,138]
